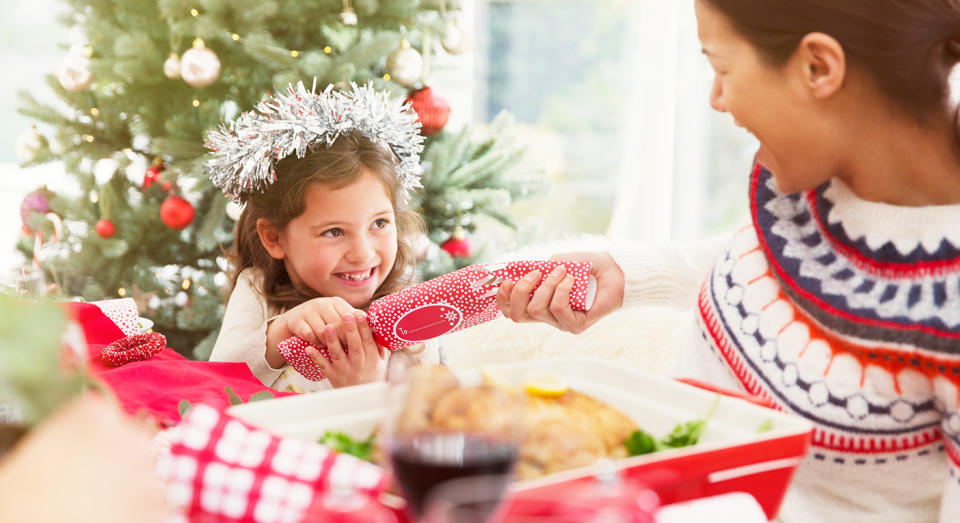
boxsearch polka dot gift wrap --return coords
[277,260,594,381]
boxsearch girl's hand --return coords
[280,296,357,347]
[495,251,625,334]
[305,311,386,388]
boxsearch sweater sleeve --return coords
[209,269,285,387]
[604,235,730,311]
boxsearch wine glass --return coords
[382,355,524,523]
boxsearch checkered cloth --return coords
[157,404,387,522]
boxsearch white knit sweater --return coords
[609,165,960,523]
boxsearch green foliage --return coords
[625,396,720,456]
[16,0,539,357]
[0,293,90,427]
[319,430,376,461]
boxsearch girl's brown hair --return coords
[703,0,960,127]
[227,132,425,311]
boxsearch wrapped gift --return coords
[157,403,387,522]
[278,260,594,381]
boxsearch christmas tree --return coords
[15,0,542,359]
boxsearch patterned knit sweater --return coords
[609,163,960,522]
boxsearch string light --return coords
[83,134,95,142]
[90,192,99,203]
[192,99,200,107]
[190,8,199,17]
[118,287,127,297]
[323,46,332,54]
[382,73,391,81]
[90,107,100,117]
[290,50,299,58]
[231,33,240,41]
[182,279,191,290]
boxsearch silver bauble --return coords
[163,52,181,79]
[386,40,422,87]
[441,19,470,55]
[57,45,94,92]
[180,45,221,88]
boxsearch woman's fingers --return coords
[526,265,567,322]
[508,270,540,322]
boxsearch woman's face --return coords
[694,0,841,193]
[273,170,398,307]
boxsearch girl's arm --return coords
[209,270,286,385]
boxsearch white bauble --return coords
[225,200,244,221]
[174,291,189,307]
[441,19,470,55]
[386,40,422,87]
[14,126,48,164]
[57,45,93,92]
[163,53,181,79]
[180,45,221,88]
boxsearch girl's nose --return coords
[709,76,727,113]
[346,235,375,263]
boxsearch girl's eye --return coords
[373,218,389,229]
[322,228,343,237]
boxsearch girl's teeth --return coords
[341,269,371,281]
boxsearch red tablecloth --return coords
[65,302,294,426]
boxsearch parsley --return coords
[320,430,376,461]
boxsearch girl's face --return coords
[694,0,841,193]
[273,170,398,307]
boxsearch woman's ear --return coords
[256,218,286,260]
[795,32,846,99]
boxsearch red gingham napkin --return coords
[278,260,593,381]
[157,403,387,522]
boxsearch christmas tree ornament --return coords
[174,291,190,307]
[405,86,450,135]
[205,81,424,202]
[440,226,473,258]
[14,126,49,164]
[386,39,422,87]
[56,44,94,92]
[180,39,221,88]
[225,200,244,221]
[340,0,357,25]
[143,158,165,188]
[441,17,470,55]
[95,218,116,238]
[163,52,181,79]
[160,195,195,229]
[20,187,54,231]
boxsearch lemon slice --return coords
[524,371,569,398]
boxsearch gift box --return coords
[278,260,594,381]
[157,403,387,523]
[227,357,813,521]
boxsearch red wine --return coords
[390,432,517,520]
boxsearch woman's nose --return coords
[709,77,727,113]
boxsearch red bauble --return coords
[95,218,115,238]
[143,164,165,188]
[405,86,450,136]
[440,227,473,258]
[160,195,195,229]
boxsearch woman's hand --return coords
[495,251,625,334]
[305,311,386,388]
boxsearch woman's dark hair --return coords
[702,0,960,125]
[227,132,425,311]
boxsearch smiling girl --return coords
[207,83,436,393]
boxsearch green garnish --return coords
[320,430,376,461]
[626,396,720,456]
[756,419,774,433]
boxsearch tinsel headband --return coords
[204,80,425,202]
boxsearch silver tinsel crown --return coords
[204,80,424,202]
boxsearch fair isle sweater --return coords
[609,163,960,522]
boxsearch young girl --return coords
[207,83,437,393]
[499,1,960,521]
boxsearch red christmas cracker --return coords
[278,260,594,381]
